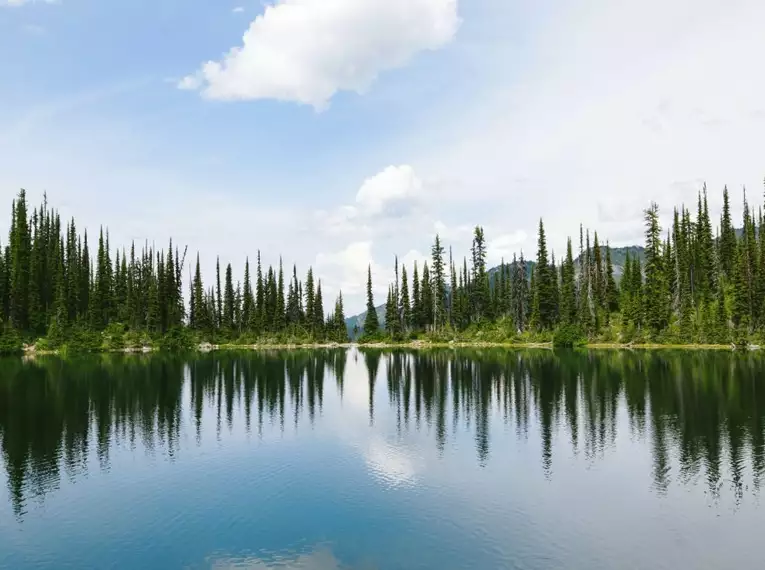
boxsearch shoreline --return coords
[16,340,750,356]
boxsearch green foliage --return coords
[553,324,586,348]
[158,327,195,352]
[0,324,22,354]
[4,181,765,352]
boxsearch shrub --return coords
[0,326,22,355]
[553,324,586,348]
[158,327,195,352]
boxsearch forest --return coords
[0,190,348,353]
[0,183,763,353]
[361,183,761,347]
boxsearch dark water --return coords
[1,349,764,570]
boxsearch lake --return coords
[1,349,764,569]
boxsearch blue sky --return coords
[1,0,764,313]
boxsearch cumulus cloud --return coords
[313,164,426,239]
[316,241,385,297]
[355,165,424,217]
[180,0,460,108]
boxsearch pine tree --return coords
[9,191,31,331]
[332,292,347,342]
[411,262,421,331]
[384,285,398,338]
[363,265,379,335]
[719,185,736,279]
[604,242,619,314]
[400,265,411,334]
[560,239,577,325]
[276,258,286,331]
[255,251,264,333]
[420,262,433,330]
[314,281,324,338]
[534,219,556,329]
[215,257,223,331]
[643,203,669,336]
[305,268,315,332]
[431,235,447,329]
[470,227,489,321]
[242,258,253,331]
[224,263,235,331]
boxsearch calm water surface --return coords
[1,349,764,569]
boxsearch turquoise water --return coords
[1,349,764,569]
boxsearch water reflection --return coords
[209,545,348,570]
[1,349,764,518]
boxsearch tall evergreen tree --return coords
[363,265,379,335]
[643,203,669,335]
[534,219,556,329]
[431,234,447,329]
[399,265,411,334]
[411,262,421,331]
[314,281,324,338]
[560,239,577,325]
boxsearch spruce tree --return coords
[276,258,286,330]
[604,242,619,314]
[215,257,223,331]
[224,263,235,332]
[560,238,577,325]
[242,258,253,331]
[9,191,31,331]
[643,203,669,336]
[470,227,489,321]
[255,251,264,333]
[363,265,379,335]
[420,262,433,330]
[384,286,398,338]
[431,235,447,329]
[534,219,556,329]
[314,281,324,338]
[305,268,315,332]
[719,185,736,279]
[400,265,411,334]
[411,262,421,331]
[332,292,347,342]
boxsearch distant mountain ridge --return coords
[345,245,646,337]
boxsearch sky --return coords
[1,0,764,314]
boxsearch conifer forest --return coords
[1,183,764,352]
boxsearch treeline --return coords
[365,183,764,346]
[0,190,347,352]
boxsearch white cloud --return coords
[313,164,427,241]
[355,164,423,217]
[412,0,765,256]
[232,6,244,13]
[316,241,379,298]
[487,231,528,265]
[180,0,460,108]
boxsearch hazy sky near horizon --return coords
[1,0,764,313]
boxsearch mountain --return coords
[345,305,386,339]
[345,245,646,337]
